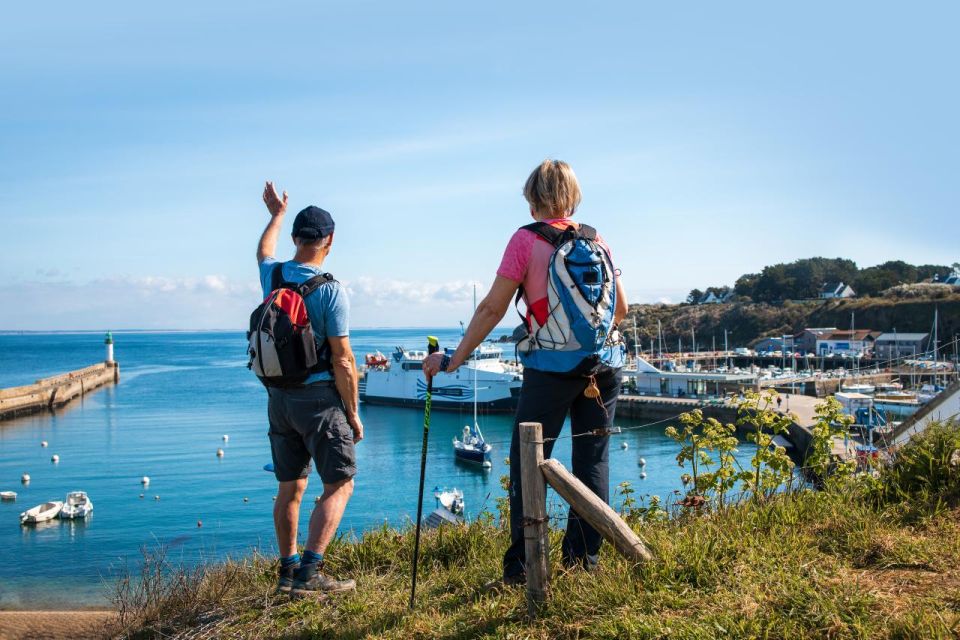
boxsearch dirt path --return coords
[0,611,115,640]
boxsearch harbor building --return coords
[623,358,756,399]
[793,328,837,355]
[753,335,795,354]
[816,329,880,357]
[873,332,930,361]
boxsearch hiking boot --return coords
[289,562,356,598]
[276,563,298,594]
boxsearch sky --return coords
[0,1,957,330]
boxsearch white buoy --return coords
[640,471,647,479]
[139,493,144,498]
[681,473,691,485]
[21,474,30,484]
[141,476,150,485]
[41,441,48,448]
[51,455,60,463]
[154,495,160,500]
[216,448,224,458]
[638,457,647,467]
[272,495,277,501]
[222,435,229,443]
[243,497,249,503]
[620,442,628,450]
[197,520,203,528]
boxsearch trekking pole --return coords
[410,335,439,609]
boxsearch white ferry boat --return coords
[359,343,521,412]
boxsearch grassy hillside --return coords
[112,420,960,640]
[620,294,960,352]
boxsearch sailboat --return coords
[453,286,494,468]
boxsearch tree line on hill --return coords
[688,257,957,304]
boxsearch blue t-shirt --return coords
[258,257,349,383]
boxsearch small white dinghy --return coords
[424,487,465,528]
[434,487,464,515]
[20,501,63,525]
[60,491,93,520]
[0,491,17,501]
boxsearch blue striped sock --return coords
[280,553,301,568]
[302,550,324,566]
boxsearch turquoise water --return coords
[0,331,756,609]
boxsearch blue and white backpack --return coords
[515,222,625,375]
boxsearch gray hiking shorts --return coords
[267,383,357,484]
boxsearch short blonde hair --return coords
[523,159,582,217]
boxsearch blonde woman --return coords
[423,159,628,585]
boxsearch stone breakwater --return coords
[0,362,119,421]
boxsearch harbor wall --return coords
[617,395,738,425]
[763,373,895,398]
[618,394,816,464]
[0,362,119,421]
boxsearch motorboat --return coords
[0,491,17,501]
[20,501,63,525]
[840,383,875,394]
[59,491,93,520]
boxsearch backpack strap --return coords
[521,221,597,246]
[296,273,336,298]
[270,262,286,291]
[521,221,565,246]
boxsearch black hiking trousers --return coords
[503,366,621,579]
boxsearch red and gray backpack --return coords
[247,262,336,388]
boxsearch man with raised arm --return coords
[257,180,362,597]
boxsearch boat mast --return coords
[724,329,729,369]
[851,311,856,380]
[473,284,479,432]
[931,307,939,388]
[657,320,664,362]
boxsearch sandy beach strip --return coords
[0,610,115,640]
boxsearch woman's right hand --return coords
[422,352,449,381]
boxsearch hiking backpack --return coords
[247,263,336,388]
[515,222,625,375]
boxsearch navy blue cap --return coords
[292,206,335,240]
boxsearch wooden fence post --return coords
[519,421,549,617]
[540,458,653,563]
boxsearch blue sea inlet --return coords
[0,331,757,608]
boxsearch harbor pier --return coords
[0,361,119,422]
[617,392,847,464]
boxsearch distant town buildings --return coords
[819,282,856,299]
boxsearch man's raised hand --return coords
[263,181,288,217]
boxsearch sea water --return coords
[0,331,756,608]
